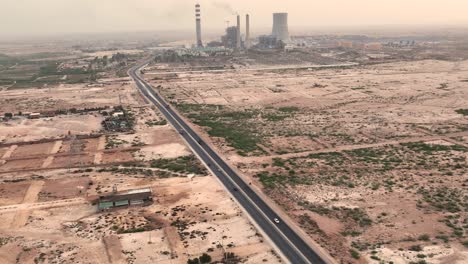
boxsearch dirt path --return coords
[94,152,103,165]
[1,145,17,159]
[94,135,107,165]
[164,226,183,259]
[97,135,106,150]
[443,137,468,148]
[0,198,86,214]
[50,140,63,154]
[103,235,126,264]
[41,156,55,168]
[10,181,44,228]
[81,241,111,264]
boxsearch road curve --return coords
[129,63,328,264]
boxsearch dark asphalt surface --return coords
[129,64,327,264]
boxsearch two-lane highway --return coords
[129,63,328,264]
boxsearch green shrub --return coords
[350,249,360,259]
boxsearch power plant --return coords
[192,5,291,50]
[272,13,290,42]
[195,3,203,47]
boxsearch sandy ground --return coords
[0,80,137,114]
[0,61,280,263]
[0,115,103,144]
[0,170,280,264]
[151,59,468,263]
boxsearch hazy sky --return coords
[1,0,468,37]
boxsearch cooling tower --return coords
[272,13,289,42]
[195,4,203,47]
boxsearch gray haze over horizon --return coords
[1,0,468,38]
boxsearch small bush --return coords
[418,234,430,241]
[350,249,360,259]
[409,245,423,252]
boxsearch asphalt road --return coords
[129,64,327,264]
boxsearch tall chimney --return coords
[245,14,250,49]
[195,3,203,48]
[236,14,241,50]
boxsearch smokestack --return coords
[236,14,241,50]
[245,14,250,49]
[195,3,203,48]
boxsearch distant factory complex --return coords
[193,3,289,51]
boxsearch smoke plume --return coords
[212,1,236,15]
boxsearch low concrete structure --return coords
[97,187,153,210]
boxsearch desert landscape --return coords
[0,45,281,264]
[1,1,468,261]
[147,49,468,263]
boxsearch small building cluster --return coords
[101,106,134,132]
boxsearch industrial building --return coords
[272,13,290,42]
[220,14,251,51]
[258,35,279,49]
[97,187,153,210]
[221,26,240,49]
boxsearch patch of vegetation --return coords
[278,106,300,113]
[409,261,427,264]
[298,214,325,235]
[435,234,449,243]
[117,227,148,234]
[350,249,360,259]
[306,152,346,166]
[408,245,423,252]
[0,237,13,247]
[455,109,468,116]
[351,241,371,251]
[145,119,167,126]
[418,187,466,213]
[176,104,263,156]
[418,234,430,241]
[0,53,18,65]
[299,201,372,228]
[187,253,212,264]
[197,118,260,155]
[351,86,366,90]
[272,158,287,168]
[401,142,467,154]
[256,171,288,188]
[151,155,206,175]
[262,112,289,121]
[438,83,449,89]
[442,215,466,239]
[97,167,163,177]
[255,170,314,189]
[342,230,362,237]
[105,135,128,149]
[345,147,402,168]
